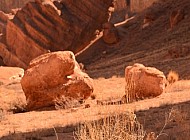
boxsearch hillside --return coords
[77,0,190,79]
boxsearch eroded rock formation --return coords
[103,22,119,44]
[0,0,33,13]
[125,63,167,101]
[2,0,114,68]
[21,51,94,111]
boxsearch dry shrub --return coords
[167,70,179,85]
[54,96,81,110]
[90,94,96,100]
[75,112,145,140]
[125,79,136,103]
[0,81,3,86]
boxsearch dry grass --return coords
[125,79,136,103]
[54,96,81,110]
[167,70,179,85]
[75,112,145,140]
[90,94,97,100]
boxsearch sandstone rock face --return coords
[21,51,94,111]
[103,22,119,44]
[4,0,114,68]
[125,63,167,101]
[0,11,8,35]
[0,43,26,67]
[0,0,33,13]
[110,0,129,23]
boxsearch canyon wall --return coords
[0,0,33,13]
[1,0,114,68]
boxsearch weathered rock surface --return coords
[0,0,33,13]
[4,0,114,68]
[0,11,8,36]
[0,43,26,67]
[21,51,94,111]
[110,0,129,23]
[125,63,167,101]
[102,22,119,44]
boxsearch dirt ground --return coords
[0,69,190,139]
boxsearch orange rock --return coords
[0,11,9,34]
[125,63,167,100]
[0,0,32,13]
[21,51,94,111]
[4,0,114,68]
[170,9,185,29]
[0,43,27,68]
[103,22,119,44]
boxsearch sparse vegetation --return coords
[55,96,81,110]
[167,70,179,85]
[90,94,97,100]
[75,112,145,140]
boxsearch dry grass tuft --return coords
[54,96,81,110]
[90,94,97,100]
[75,112,145,140]
[125,79,136,103]
[167,70,179,85]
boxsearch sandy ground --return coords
[0,68,190,139]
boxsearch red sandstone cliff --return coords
[1,0,114,68]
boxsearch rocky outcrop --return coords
[130,0,157,13]
[0,43,27,67]
[0,0,33,13]
[170,9,185,29]
[125,63,167,102]
[21,51,94,111]
[110,0,129,23]
[103,22,119,44]
[0,11,8,36]
[4,0,114,68]
[0,66,24,85]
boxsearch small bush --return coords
[75,112,145,140]
[125,78,136,103]
[167,70,179,85]
[90,94,97,100]
[54,96,81,110]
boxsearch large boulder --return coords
[21,51,94,111]
[0,11,8,37]
[0,43,26,67]
[103,22,119,44]
[4,0,114,68]
[125,63,167,101]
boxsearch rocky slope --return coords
[0,0,33,13]
[77,0,190,79]
[0,0,114,68]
